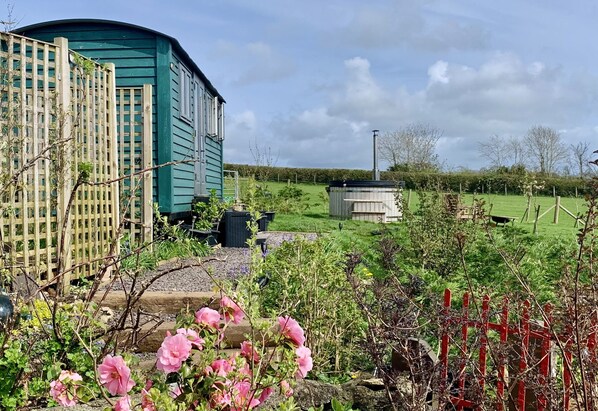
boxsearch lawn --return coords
[233,179,588,239]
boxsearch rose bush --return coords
[50,294,312,410]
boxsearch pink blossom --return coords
[296,346,313,378]
[238,361,253,378]
[207,358,233,377]
[278,316,305,347]
[258,386,273,403]
[220,295,245,324]
[114,395,132,411]
[231,381,261,411]
[169,384,183,399]
[210,388,232,408]
[98,355,135,396]
[240,340,260,364]
[156,333,192,373]
[280,380,293,397]
[176,328,205,350]
[141,380,156,411]
[195,307,221,329]
[49,370,83,407]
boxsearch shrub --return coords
[258,237,367,375]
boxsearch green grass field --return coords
[229,179,588,239]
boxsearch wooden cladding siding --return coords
[18,21,225,216]
[18,23,161,205]
[205,137,223,197]
[170,51,196,213]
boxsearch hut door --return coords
[193,79,207,196]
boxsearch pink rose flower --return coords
[210,388,232,408]
[278,316,305,347]
[157,333,192,374]
[220,295,245,324]
[114,395,132,411]
[169,384,182,399]
[195,307,221,329]
[176,328,205,350]
[98,355,135,396]
[258,386,273,403]
[141,380,156,411]
[231,381,261,411]
[207,358,233,377]
[296,346,313,378]
[49,370,83,407]
[280,380,293,397]
[240,340,260,364]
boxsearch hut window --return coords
[205,92,217,138]
[179,65,192,121]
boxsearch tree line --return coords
[378,123,595,176]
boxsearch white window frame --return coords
[205,91,217,138]
[179,64,192,122]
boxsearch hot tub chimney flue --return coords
[372,129,380,181]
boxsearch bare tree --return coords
[570,141,592,177]
[478,135,508,169]
[523,125,568,175]
[507,136,525,166]
[379,123,441,172]
[249,139,279,181]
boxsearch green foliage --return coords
[121,204,211,271]
[0,298,106,409]
[259,237,367,374]
[225,163,590,197]
[71,53,96,76]
[241,177,309,214]
[193,189,230,230]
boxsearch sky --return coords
[7,0,598,171]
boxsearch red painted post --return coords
[517,301,531,411]
[563,345,572,410]
[497,297,509,411]
[457,293,470,411]
[440,289,451,405]
[537,304,552,411]
[477,295,490,411]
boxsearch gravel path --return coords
[110,231,317,293]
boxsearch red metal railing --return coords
[439,289,589,410]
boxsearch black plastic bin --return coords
[222,211,252,247]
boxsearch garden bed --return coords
[107,231,317,293]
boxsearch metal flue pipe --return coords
[372,129,380,180]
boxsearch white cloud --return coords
[256,53,598,169]
[428,61,450,84]
[334,0,490,51]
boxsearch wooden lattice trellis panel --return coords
[117,85,153,247]
[0,33,119,288]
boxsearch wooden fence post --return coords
[553,196,560,224]
[54,37,73,291]
[533,205,541,235]
[142,84,153,245]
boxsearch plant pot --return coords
[265,211,275,222]
[257,215,269,232]
[222,211,252,247]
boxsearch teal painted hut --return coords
[16,19,226,219]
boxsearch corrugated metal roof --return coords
[14,18,225,103]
